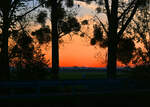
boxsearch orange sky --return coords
[38,1,136,68]
[43,35,106,67]
[42,33,127,68]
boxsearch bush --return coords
[129,65,150,80]
[10,67,51,80]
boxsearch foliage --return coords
[130,7,150,65]
[59,16,81,34]
[37,10,48,26]
[89,22,136,65]
[9,24,49,80]
[80,0,143,67]
[129,65,150,80]
[81,20,88,25]
[32,26,51,44]
[0,0,34,80]
[90,24,103,45]
[32,8,81,43]
[117,38,136,65]
[35,0,82,79]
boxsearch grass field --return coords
[56,72,129,80]
[10,70,129,80]
[1,71,150,106]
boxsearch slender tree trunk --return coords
[107,0,118,79]
[51,1,59,80]
[0,9,10,80]
[107,35,117,79]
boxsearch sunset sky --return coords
[40,1,127,68]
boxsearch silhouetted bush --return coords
[13,67,50,80]
[129,65,150,80]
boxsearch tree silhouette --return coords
[79,0,143,79]
[131,4,150,65]
[0,0,49,80]
[35,0,81,79]
[10,29,49,80]
[0,0,28,80]
[8,12,49,80]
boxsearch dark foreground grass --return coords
[58,72,128,80]
[1,91,150,107]
[10,71,129,80]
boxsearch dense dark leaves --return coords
[10,29,49,80]
[68,17,81,32]
[96,7,101,13]
[99,39,108,48]
[10,30,34,61]
[90,38,96,45]
[130,5,150,65]
[32,26,51,44]
[93,25,103,41]
[90,27,136,64]
[60,17,81,34]
[97,37,136,65]
[37,11,47,25]
[56,5,66,20]
[65,0,74,7]
[137,0,149,7]
[98,0,104,5]
[80,33,85,37]
[90,24,104,45]
[17,32,33,48]
[81,20,88,25]
[117,38,136,64]
[11,30,19,41]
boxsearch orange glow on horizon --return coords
[38,14,136,68]
[43,35,132,68]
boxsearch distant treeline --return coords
[57,67,130,72]
[10,67,131,73]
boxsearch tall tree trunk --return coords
[107,0,118,79]
[51,1,59,80]
[0,9,10,81]
[107,35,117,79]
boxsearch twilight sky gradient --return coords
[39,1,128,68]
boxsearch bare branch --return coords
[104,0,111,20]
[17,1,47,20]
[118,1,139,39]
[94,15,108,35]
[10,0,20,19]
[118,0,136,21]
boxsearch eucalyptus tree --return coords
[0,0,30,80]
[34,0,81,79]
[78,0,144,79]
[0,0,46,80]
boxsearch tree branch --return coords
[104,0,111,20]
[94,15,108,35]
[79,30,91,39]
[118,0,136,21]
[10,0,20,19]
[118,1,139,39]
[17,0,47,19]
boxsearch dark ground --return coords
[1,91,150,107]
